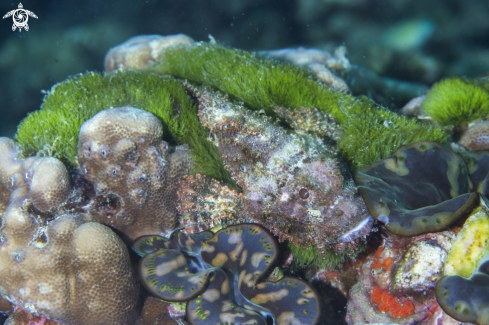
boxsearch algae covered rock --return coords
[105,34,195,72]
[421,78,489,126]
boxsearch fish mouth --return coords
[337,215,374,243]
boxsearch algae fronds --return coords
[15,70,236,188]
[287,241,365,270]
[154,42,447,168]
[422,78,489,126]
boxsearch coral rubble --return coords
[77,106,192,240]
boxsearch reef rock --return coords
[77,106,192,240]
[346,231,455,324]
[179,86,371,255]
[459,120,489,151]
[105,34,195,72]
[0,209,139,325]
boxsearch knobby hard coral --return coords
[77,106,192,240]
[355,141,479,236]
[134,224,320,325]
[0,138,70,214]
[180,85,372,259]
[0,210,139,325]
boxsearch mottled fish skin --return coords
[183,84,370,253]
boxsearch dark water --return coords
[0,0,488,137]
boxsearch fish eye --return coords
[299,188,309,200]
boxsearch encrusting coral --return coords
[77,106,192,240]
[135,224,320,325]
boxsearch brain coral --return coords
[77,106,192,240]
[0,208,139,325]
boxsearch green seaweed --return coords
[287,241,365,270]
[421,77,489,126]
[153,42,447,168]
[15,70,236,188]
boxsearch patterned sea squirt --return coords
[134,224,320,325]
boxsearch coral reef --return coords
[0,138,71,214]
[421,78,489,126]
[0,210,139,325]
[136,224,320,325]
[77,106,192,240]
[459,120,489,150]
[179,85,371,263]
[105,34,195,73]
[15,71,232,187]
[346,231,455,324]
[150,41,447,168]
[355,141,479,236]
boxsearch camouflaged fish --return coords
[178,85,372,255]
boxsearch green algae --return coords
[153,42,447,168]
[15,70,236,188]
[422,78,489,126]
[287,241,365,270]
